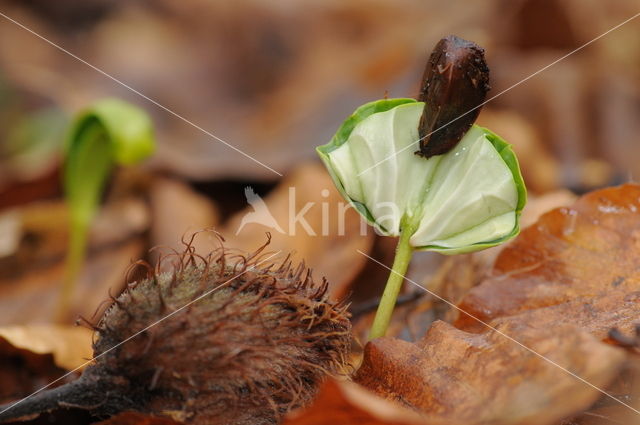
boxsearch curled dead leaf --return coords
[349,189,581,341]
[347,185,640,425]
[456,183,640,338]
[0,342,63,406]
[0,324,91,406]
[0,325,92,371]
[355,321,625,425]
[283,379,428,425]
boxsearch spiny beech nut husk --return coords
[0,235,352,425]
[417,35,490,158]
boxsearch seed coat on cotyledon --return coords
[417,35,490,158]
[0,233,352,425]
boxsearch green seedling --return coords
[60,98,155,319]
[317,36,526,339]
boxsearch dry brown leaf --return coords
[563,356,640,425]
[219,162,374,299]
[0,335,66,405]
[2,0,638,190]
[348,186,640,425]
[519,189,578,229]
[350,189,580,340]
[0,0,503,182]
[0,198,149,281]
[455,184,640,338]
[430,189,579,293]
[96,412,182,425]
[0,325,92,371]
[283,379,428,425]
[355,321,625,425]
[0,238,145,325]
[0,326,92,421]
[149,176,220,261]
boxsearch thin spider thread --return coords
[356,11,640,177]
[357,249,640,417]
[0,251,282,416]
[0,11,283,177]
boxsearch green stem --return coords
[56,217,89,322]
[55,98,155,322]
[369,221,415,340]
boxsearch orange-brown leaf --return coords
[455,183,640,338]
[96,412,182,425]
[0,325,92,371]
[355,320,625,425]
[283,380,428,425]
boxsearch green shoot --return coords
[59,98,155,320]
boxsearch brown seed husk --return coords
[0,235,352,425]
[417,35,490,158]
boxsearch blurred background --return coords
[0,1,639,423]
[0,0,639,343]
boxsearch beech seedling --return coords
[60,98,155,318]
[317,35,526,339]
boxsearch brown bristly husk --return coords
[0,232,352,425]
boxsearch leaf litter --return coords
[290,184,640,425]
[2,179,639,425]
